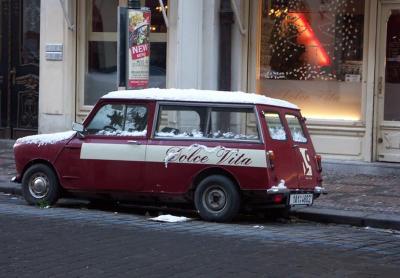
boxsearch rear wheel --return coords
[194,175,240,222]
[22,164,60,206]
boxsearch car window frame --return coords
[152,101,264,144]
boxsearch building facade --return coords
[1,0,400,163]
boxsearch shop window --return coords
[81,0,168,107]
[257,0,365,121]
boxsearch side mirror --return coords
[72,122,85,133]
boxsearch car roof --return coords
[102,89,299,110]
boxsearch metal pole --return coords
[219,0,233,91]
[128,0,141,9]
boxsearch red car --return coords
[13,89,325,222]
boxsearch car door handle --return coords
[292,145,299,149]
[127,140,141,145]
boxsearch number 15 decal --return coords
[299,148,313,177]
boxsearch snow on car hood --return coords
[15,131,76,146]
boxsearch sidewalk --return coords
[1,139,400,229]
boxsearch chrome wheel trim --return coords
[202,185,227,212]
[28,172,50,199]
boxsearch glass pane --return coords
[87,104,124,135]
[258,0,365,121]
[22,0,40,64]
[84,0,167,105]
[285,115,307,143]
[384,10,400,121]
[156,106,207,138]
[146,0,168,33]
[125,105,148,135]
[92,0,118,32]
[264,113,286,140]
[149,42,167,88]
[210,108,259,141]
[85,41,118,105]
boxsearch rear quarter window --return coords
[209,107,259,141]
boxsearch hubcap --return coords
[203,185,227,212]
[28,173,50,199]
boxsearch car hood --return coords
[14,131,77,147]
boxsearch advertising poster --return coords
[127,9,151,89]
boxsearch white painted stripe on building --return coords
[80,143,267,168]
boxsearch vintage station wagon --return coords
[13,89,325,222]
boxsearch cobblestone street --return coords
[0,194,399,277]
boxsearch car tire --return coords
[194,175,240,222]
[22,164,60,206]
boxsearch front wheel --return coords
[194,175,240,222]
[22,164,60,206]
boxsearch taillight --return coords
[267,150,275,169]
[315,154,322,172]
[273,194,284,204]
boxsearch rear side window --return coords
[264,112,287,140]
[86,104,148,136]
[210,108,259,141]
[155,105,260,141]
[285,115,307,143]
[156,105,208,138]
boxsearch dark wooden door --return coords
[0,0,40,139]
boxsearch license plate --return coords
[289,194,313,206]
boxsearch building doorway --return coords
[0,0,40,139]
[376,3,400,162]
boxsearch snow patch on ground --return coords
[149,214,191,223]
[15,131,76,146]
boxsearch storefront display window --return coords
[257,0,365,121]
[83,0,168,106]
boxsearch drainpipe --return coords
[218,0,234,91]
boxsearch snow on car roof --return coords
[102,88,298,109]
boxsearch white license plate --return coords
[289,194,313,206]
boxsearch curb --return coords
[291,207,400,231]
[0,182,21,196]
[1,183,399,231]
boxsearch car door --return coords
[262,110,300,188]
[284,113,318,189]
[56,102,149,192]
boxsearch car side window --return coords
[264,112,287,140]
[86,104,147,136]
[285,114,307,143]
[209,107,259,141]
[155,105,207,138]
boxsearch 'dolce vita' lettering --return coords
[216,149,252,166]
[166,147,209,164]
[165,146,253,166]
